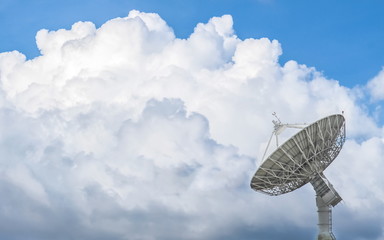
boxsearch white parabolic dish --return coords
[250,114,346,196]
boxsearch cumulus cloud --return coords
[0,10,383,240]
[368,68,384,101]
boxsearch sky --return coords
[0,1,384,240]
[1,0,384,87]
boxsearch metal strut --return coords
[261,112,307,162]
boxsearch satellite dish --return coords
[251,114,346,240]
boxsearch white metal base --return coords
[310,174,341,240]
[317,233,335,240]
[316,196,336,240]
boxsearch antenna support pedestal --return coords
[315,196,336,240]
[311,174,341,240]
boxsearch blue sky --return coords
[1,1,384,240]
[1,0,384,87]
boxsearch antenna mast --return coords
[251,114,346,240]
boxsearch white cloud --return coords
[367,68,384,101]
[0,10,383,240]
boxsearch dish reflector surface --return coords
[251,114,345,196]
